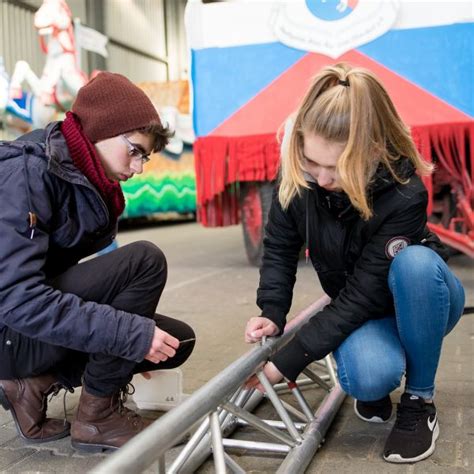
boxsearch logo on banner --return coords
[271,0,399,58]
[305,0,359,22]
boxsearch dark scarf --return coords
[61,112,125,221]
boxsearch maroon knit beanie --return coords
[71,72,161,143]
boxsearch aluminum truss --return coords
[93,294,346,473]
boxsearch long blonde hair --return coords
[279,63,433,219]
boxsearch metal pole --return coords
[156,455,165,474]
[222,439,291,454]
[278,398,308,423]
[236,419,306,431]
[224,452,246,474]
[287,383,315,422]
[302,368,332,391]
[276,384,346,474]
[257,372,302,443]
[210,411,227,473]
[324,355,338,386]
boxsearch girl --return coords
[245,63,465,463]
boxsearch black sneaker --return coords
[383,393,439,463]
[354,395,392,423]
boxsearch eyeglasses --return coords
[121,134,151,164]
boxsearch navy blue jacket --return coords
[0,123,155,362]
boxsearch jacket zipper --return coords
[326,195,331,209]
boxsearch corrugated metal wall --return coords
[104,0,168,82]
[0,0,188,83]
[0,1,44,76]
[105,0,167,59]
[166,0,188,80]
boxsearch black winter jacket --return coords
[0,123,155,363]
[257,159,447,381]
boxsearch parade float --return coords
[185,0,474,264]
[0,0,196,221]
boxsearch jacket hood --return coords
[45,122,84,182]
[17,122,91,186]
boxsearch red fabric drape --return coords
[196,122,473,228]
[413,121,474,218]
[194,134,279,226]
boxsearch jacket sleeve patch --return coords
[385,236,410,259]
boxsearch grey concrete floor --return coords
[1,221,473,473]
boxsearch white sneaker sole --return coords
[354,399,391,423]
[383,420,440,463]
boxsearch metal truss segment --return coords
[92,295,346,474]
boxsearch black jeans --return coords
[0,241,195,396]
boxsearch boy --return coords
[0,72,195,452]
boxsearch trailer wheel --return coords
[240,182,274,266]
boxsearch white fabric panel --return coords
[185,0,474,50]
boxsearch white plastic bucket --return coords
[131,369,187,411]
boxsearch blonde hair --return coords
[279,63,433,219]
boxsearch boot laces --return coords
[394,403,425,432]
[118,384,140,425]
[46,384,74,426]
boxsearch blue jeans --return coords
[333,246,465,401]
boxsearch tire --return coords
[240,181,274,266]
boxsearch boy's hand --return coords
[144,327,179,364]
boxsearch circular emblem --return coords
[305,0,359,22]
[385,237,409,259]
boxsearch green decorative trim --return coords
[121,172,196,219]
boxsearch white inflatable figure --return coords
[176,112,195,146]
[161,105,184,156]
[8,0,87,128]
[159,105,195,156]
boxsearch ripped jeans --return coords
[333,245,465,401]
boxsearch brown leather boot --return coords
[0,375,71,443]
[71,386,153,452]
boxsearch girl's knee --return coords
[388,245,441,287]
[339,361,404,401]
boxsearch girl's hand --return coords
[244,317,279,343]
[245,362,284,392]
